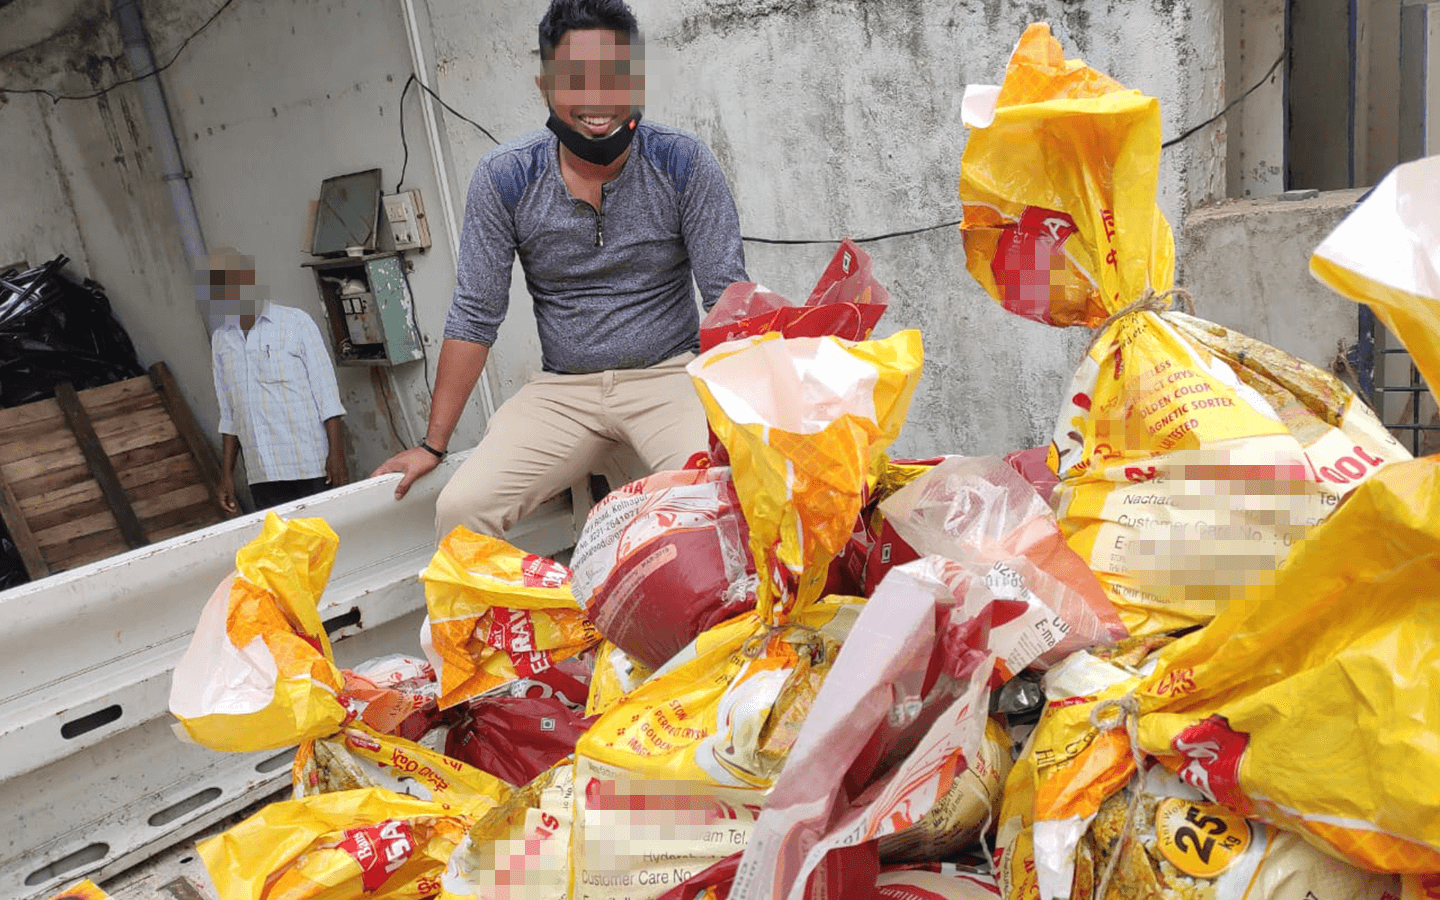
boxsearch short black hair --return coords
[538,0,641,61]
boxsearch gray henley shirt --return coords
[443,120,748,374]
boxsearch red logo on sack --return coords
[1172,715,1250,812]
[485,608,554,677]
[337,819,415,891]
[520,554,570,588]
[992,207,1080,325]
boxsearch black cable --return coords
[743,52,1289,246]
[394,73,500,195]
[374,370,410,451]
[413,78,501,145]
[393,47,1286,248]
[398,257,434,400]
[1161,48,1287,150]
[0,0,239,103]
[742,218,963,246]
[396,75,414,194]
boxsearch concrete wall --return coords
[1223,0,1285,198]
[0,0,467,491]
[148,0,469,462]
[1179,189,1367,371]
[427,0,1227,458]
[2,0,1233,482]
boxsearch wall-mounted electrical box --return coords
[310,169,384,257]
[302,252,422,366]
[383,190,431,251]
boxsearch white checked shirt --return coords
[213,304,346,483]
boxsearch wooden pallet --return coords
[0,362,231,579]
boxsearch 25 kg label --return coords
[1155,798,1251,877]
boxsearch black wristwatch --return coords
[418,439,446,460]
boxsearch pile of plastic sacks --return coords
[166,23,1440,900]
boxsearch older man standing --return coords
[207,247,349,512]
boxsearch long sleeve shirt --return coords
[444,120,748,375]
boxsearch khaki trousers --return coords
[435,352,706,540]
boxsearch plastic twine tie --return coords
[1087,692,1147,900]
[963,775,996,868]
[740,622,824,663]
[1086,288,1197,354]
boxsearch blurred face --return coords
[201,249,261,319]
[538,28,643,139]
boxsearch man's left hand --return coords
[326,452,349,487]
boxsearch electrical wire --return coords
[394,72,499,193]
[1160,47,1287,150]
[391,39,1290,248]
[395,76,414,195]
[742,49,1290,246]
[397,258,434,400]
[742,219,964,246]
[0,0,239,103]
[413,76,500,145]
[373,369,411,451]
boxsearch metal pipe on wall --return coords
[112,0,208,309]
[398,0,499,422]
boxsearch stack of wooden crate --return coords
[0,362,231,579]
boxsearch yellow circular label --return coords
[1155,797,1251,877]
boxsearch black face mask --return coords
[546,109,642,166]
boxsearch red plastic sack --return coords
[699,240,888,352]
[734,558,1009,900]
[656,844,881,900]
[699,240,890,465]
[444,695,595,788]
[824,458,944,598]
[1002,446,1060,505]
[341,655,442,743]
[570,466,757,669]
[878,456,1126,663]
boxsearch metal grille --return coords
[1357,305,1440,456]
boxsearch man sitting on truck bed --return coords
[372,0,748,540]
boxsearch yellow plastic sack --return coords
[1048,304,1409,635]
[1071,767,1401,900]
[198,788,468,900]
[46,880,108,900]
[1165,312,1410,491]
[1023,459,1440,894]
[582,615,835,789]
[687,331,924,621]
[959,24,1408,637]
[421,529,600,709]
[169,513,347,752]
[440,762,574,900]
[584,639,653,718]
[1311,154,1440,395]
[995,740,1040,900]
[293,720,510,819]
[959,23,1174,327]
[572,601,853,900]
[1129,457,1440,873]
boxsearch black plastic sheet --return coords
[0,255,144,409]
[0,256,145,589]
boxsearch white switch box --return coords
[384,190,431,251]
